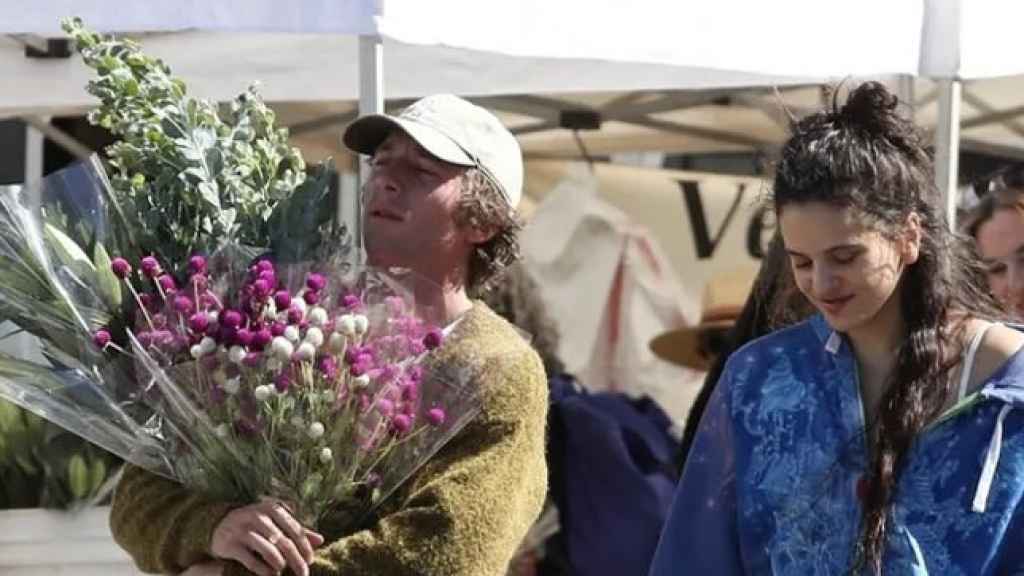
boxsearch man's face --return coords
[362,131,471,279]
[975,208,1024,319]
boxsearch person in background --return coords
[963,166,1024,320]
[651,82,1024,575]
[484,262,680,576]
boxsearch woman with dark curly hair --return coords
[649,82,1024,575]
[962,168,1024,320]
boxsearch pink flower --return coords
[174,295,194,315]
[306,273,327,292]
[92,329,111,349]
[157,274,177,293]
[273,372,291,393]
[341,294,362,310]
[140,256,162,278]
[287,306,304,325]
[189,313,210,333]
[270,322,287,337]
[252,328,273,350]
[234,328,254,347]
[426,407,446,426]
[422,328,444,351]
[243,351,262,367]
[257,259,275,273]
[110,257,132,279]
[190,274,209,291]
[189,255,207,275]
[376,399,395,417]
[221,309,243,329]
[151,313,168,329]
[391,414,412,435]
[274,290,292,310]
[303,290,320,305]
[252,278,272,299]
[319,357,339,379]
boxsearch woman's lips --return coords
[818,295,854,315]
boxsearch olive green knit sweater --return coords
[109,302,548,575]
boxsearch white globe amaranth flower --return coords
[190,344,203,359]
[271,336,294,360]
[295,342,316,362]
[304,326,324,348]
[206,311,219,325]
[319,447,333,464]
[228,345,247,364]
[308,307,328,326]
[199,336,217,355]
[253,385,273,402]
[326,332,347,354]
[307,421,325,440]
[352,374,371,390]
[292,298,308,316]
[337,314,356,336]
[284,325,301,343]
[353,314,369,335]
[223,377,241,395]
[262,301,278,320]
[214,423,230,438]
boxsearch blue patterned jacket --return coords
[650,315,1024,575]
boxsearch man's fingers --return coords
[304,528,326,547]
[268,503,314,562]
[258,515,309,576]
[230,543,275,576]
[245,531,287,575]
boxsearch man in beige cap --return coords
[109,95,548,576]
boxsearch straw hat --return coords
[650,267,757,370]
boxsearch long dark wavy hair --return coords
[772,81,1000,573]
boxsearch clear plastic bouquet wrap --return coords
[0,159,482,528]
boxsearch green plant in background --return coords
[0,400,117,509]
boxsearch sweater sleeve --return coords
[108,464,235,574]
[295,346,549,576]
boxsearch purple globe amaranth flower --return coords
[234,328,254,347]
[273,372,291,394]
[234,417,262,438]
[257,259,275,273]
[274,290,292,310]
[92,329,111,349]
[376,398,395,416]
[136,331,155,348]
[270,322,287,337]
[426,407,446,426]
[138,292,156,310]
[306,273,327,292]
[287,306,304,325]
[341,294,362,310]
[422,328,444,351]
[151,313,168,329]
[189,312,210,333]
[140,256,162,278]
[257,268,276,284]
[111,257,132,279]
[157,274,177,293]
[219,324,238,344]
[173,295,194,315]
[401,379,420,402]
[407,365,424,383]
[221,309,243,329]
[205,323,220,338]
[199,292,219,310]
[303,290,320,306]
[391,414,412,435]
[252,278,272,299]
[344,346,362,366]
[319,356,339,379]
[188,255,207,275]
[252,328,273,350]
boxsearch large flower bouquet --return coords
[0,20,481,528]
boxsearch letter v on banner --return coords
[678,180,746,259]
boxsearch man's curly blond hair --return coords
[454,168,523,294]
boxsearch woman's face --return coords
[779,202,919,335]
[975,207,1024,319]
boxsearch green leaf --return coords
[198,182,220,210]
[44,223,96,278]
[92,244,122,309]
[89,458,108,493]
[67,454,90,500]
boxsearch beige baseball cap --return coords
[343,94,523,209]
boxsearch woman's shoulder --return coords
[966,320,1024,392]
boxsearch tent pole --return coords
[934,78,961,230]
[24,116,45,185]
[342,34,384,262]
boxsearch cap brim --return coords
[649,320,734,370]
[343,115,475,167]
